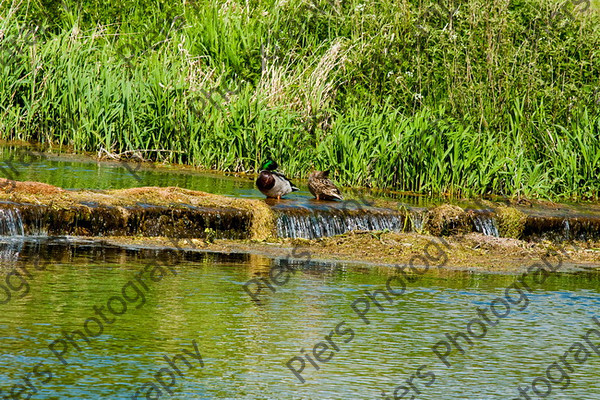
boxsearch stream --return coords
[0,146,599,399]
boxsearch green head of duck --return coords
[261,160,278,171]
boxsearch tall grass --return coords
[0,0,599,199]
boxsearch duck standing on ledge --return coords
[308,171,343,200]
[256,160,299,199]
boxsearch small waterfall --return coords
[276,207,406,239]
[22,206,48,236]
[408,209,427,232]
[0,208,25,263]
[0,208,24,236]
[563,219,570,240]
[472,213,499,237]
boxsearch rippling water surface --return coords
[1,239,599,399]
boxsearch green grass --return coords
[0,0,599,199]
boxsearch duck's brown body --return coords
[308,171,343,200]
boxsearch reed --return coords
[0,0,599,199]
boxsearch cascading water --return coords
[275,206,407,239]
[563,219,570,240]
[471,212,499,237]
[408,209,427,232]
[0,208,24,236]
[0,208,25,263]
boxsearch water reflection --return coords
[0,239,598,399]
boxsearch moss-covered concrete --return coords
[2,178,600,248]
[97,232,600,273]
[0,179,275,240]
[496,206,527,238]
[426,204,471,236]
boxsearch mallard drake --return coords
[308,170,343,200]
[256,160,299,199]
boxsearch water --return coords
[275,203,406,239]
[4,145,600,241]
[0,146,437,207]
[0,146,599,399]
[274,205,431,239]
[1,239,599,399]
[0,146,260,198]
[472,213,499,237]
[0,147,423,240]
[0,208,24,236]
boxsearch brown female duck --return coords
[308,171,343,200]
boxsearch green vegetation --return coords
[496,206,527,238]
[1,0,599,199]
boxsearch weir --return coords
[272,204,600,241]
[0,208,25,263]
[274,205,408,239]
[0,181,598,242]
[0,199,251,240]
[523,214,600,241]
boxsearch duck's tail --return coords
[291,185,299,192]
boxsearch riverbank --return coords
[1,0,599,199]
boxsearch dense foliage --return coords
[1,0,599,198]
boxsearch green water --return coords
[0,146,441,208]
[1,239,599,399]
[0,146,260,198]
[1,145,600,398]
[4,146,599,217]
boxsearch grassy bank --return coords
[0,0,599,199]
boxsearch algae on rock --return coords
[496,206,527,239]
[426,204,470,236]
[0,180,276,240]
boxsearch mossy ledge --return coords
[0,179,275,240]
[1,179,600,243]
